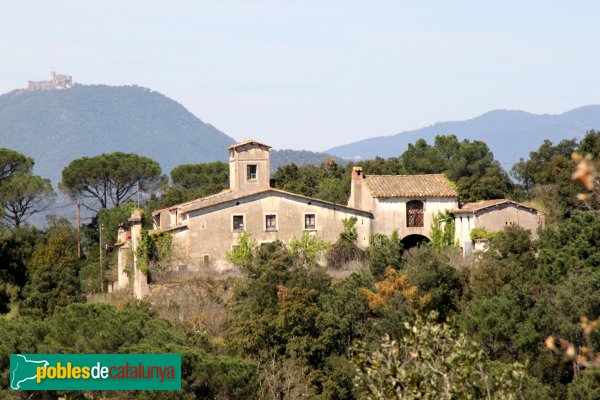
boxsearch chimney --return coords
[348,167,364,209]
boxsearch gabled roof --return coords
[152,189,234,215]
[226,139,271,150]
[153,188,373,220]
[363,174,458,198]
[452,199,544,214]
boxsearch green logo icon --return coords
[10,354,181,391]
[11,354,49,390]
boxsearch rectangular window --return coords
[265,214,277,231]
[304,214,316,230]
[406,200,424,227]
[247,165,257,180]
[233,215,245,231]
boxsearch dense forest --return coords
[2,132,600,399]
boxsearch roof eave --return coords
[181,188,373,218]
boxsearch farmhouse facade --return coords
[114,139,545,298]
[150,141,373,274]
[348,167,458,247]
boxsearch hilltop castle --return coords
[28,71,73,90]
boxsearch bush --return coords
[326,217,366,269]
[368,231,402,279]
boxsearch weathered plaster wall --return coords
[372,197,458,239]
[228,145,270,194]
[169,191,373,272]
[476,205,543,238]
[454,203,545,256]
[454,214,475,251]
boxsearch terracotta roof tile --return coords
[363,174,458,198]
[452,199,544,214]
[226,139,271,150]
[153,188,372,225]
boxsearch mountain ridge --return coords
[326,106,600,164]
[0,85,341,184]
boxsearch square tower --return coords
[227,140,271,193]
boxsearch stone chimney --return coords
[348,167,364,210]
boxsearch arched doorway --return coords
[401,234,430,250]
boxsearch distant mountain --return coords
[0,85,345,185]
[0,85,235,184]
[326,106,600,166]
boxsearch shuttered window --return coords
[407,200,424,227]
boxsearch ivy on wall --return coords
[136,230,173,278]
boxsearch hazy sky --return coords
[2,1,599,151]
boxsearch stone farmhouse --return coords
[114,139,545,298]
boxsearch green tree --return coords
[429,210,455,249]
[460,285,551,362]
[434,134,460,161]
[1,302,259,399]
[317,177,348,204]
[171,161,228,190]
[403,247,464,321]
[20,218,83,317]
[511,139,580,220]
[447,140,514,201]
[226,232,257,274]
[28,217,78,273]
[354,313,550,400]
[0,174,54,227]
[401,138,447,174]
[356,156,404,175]
[537,212,600,283]
[0,226,38,288]
[96,201,138,247]
[289,232,331,267]
[225,242,367,397]
[467,225,536,299]
[567,374,600,400]
[0,148,33,183]
[20,261,84,318]
[511,139,576,189]
[577,130,600,159]
[368,231,403,279]
[60,152,165,210]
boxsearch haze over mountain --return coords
[326,106,600,166]
[0,84,339,185]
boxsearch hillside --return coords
[0,85,345,184]
[0,85,236,184]
[327,106,600,165]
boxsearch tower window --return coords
[247,165,257,181]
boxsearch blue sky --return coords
[1,1,599,151]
